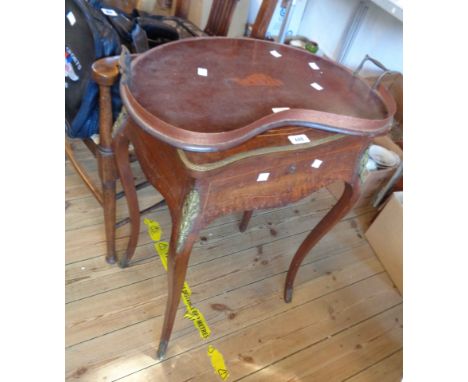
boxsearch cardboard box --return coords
[327,135,403,209]
[365,192,403,294]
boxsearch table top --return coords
[121,37,395,151]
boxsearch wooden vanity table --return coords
[111,37,396,359]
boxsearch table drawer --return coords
[202,138,365,216]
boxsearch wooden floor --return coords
[65,140,403,382]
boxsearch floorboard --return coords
[65,150,402,382]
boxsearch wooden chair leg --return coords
[112,119,141,268]
[98,147,117,264]
[65,137,104,205]
[96,82,118,264]
[157,189,203,360]
[239,210,253,232]
[66,134,116,263]
[284,180,361,303]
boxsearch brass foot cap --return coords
[157,340,168,360]
[284,287,293,303]
[106,255,117,265]
[119,256,129,268]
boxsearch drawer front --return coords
[201,137,366,220]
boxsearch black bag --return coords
[65,0,122,138]
[94,2,180,48]
[93,1,204,48]
[65,0,182,138]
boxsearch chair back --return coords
[250,0,277,39]
[204,0,240,36]
[174,0,190,18]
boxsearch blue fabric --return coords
[67,0,121,138]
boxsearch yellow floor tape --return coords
[144,218,230,380]
[145,218,162,242]
[208,345,229,380]
[154,240,211,340]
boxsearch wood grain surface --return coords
[65,143,402,381]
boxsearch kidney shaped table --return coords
[111,37,396,359]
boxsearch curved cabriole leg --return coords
[112,122,141,268]
[239,210,253,232]
[157,189,202,360]
[284,180,361,303]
